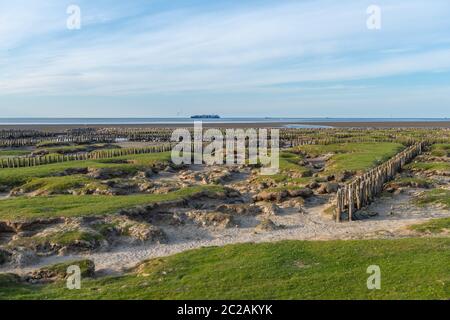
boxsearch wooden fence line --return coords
[0,143,173,169]
[1,127,450,147]
[335,141,425,222]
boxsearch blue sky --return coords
[1,0,450,118]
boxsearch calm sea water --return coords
[0,118,447,125]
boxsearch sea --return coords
[0,117,447,127]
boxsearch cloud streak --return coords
[0,0,450,116]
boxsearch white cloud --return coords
[0,0,450,96]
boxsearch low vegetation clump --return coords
[386,177,434,189]
[406,161,450,173]
[409,218,450,234]
[8,230,103,250]
[31,259,96,280]
[430,144,450,157]
[415,189,450,209]
[254,151,313,186]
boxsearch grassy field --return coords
[1,238,449,300]
[0,185,224,220]
[296,142,404,175]
[0,152,171,188]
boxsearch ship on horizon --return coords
[190,114,221,119]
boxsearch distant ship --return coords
[190,114,220,119]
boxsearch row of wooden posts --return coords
[1,127,450,147]
[335,141,425,222]
[0,144,173,169]
[289,137,419,147]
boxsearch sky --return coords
[1,0,450,118]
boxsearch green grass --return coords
[407,162,450,172]
[9,230,103,249]
[0,150,30,157]
[409,218,450,234]
[415,189,450,209]
[386,177,434,188]
[266,185,311,193]
[35,141,70,148]
[409,189,450,234]
[36,259,95,278]
[0,152,171,188]
[430,144,450,157]
[37,143,119,155]
[1,238,449,299]
[278,152,307,173]
[296,142,404,175]
[256,151,312,185]
[16,175,91,194]
[0,185,224,220]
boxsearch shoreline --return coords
[0,120,450,131]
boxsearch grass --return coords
[407,162,450,172]
[0,238,449,299]
[0,185,225,220]
[386,177,434,188]
[409,218,450,234]
[36,141,71,148]
[430,144,450,157]
[415,189,450,209]
[0,152,171,188]
[266,185,311,193]
[9,230,103,249]
[16,175,91,194]
[255,151,312,185]
[296,142,404,175]
[37,259,96,278]
[37,143,119,155]
[0,150,30,157]
[278,152,308,173]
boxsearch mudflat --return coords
[1,120,450,131]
